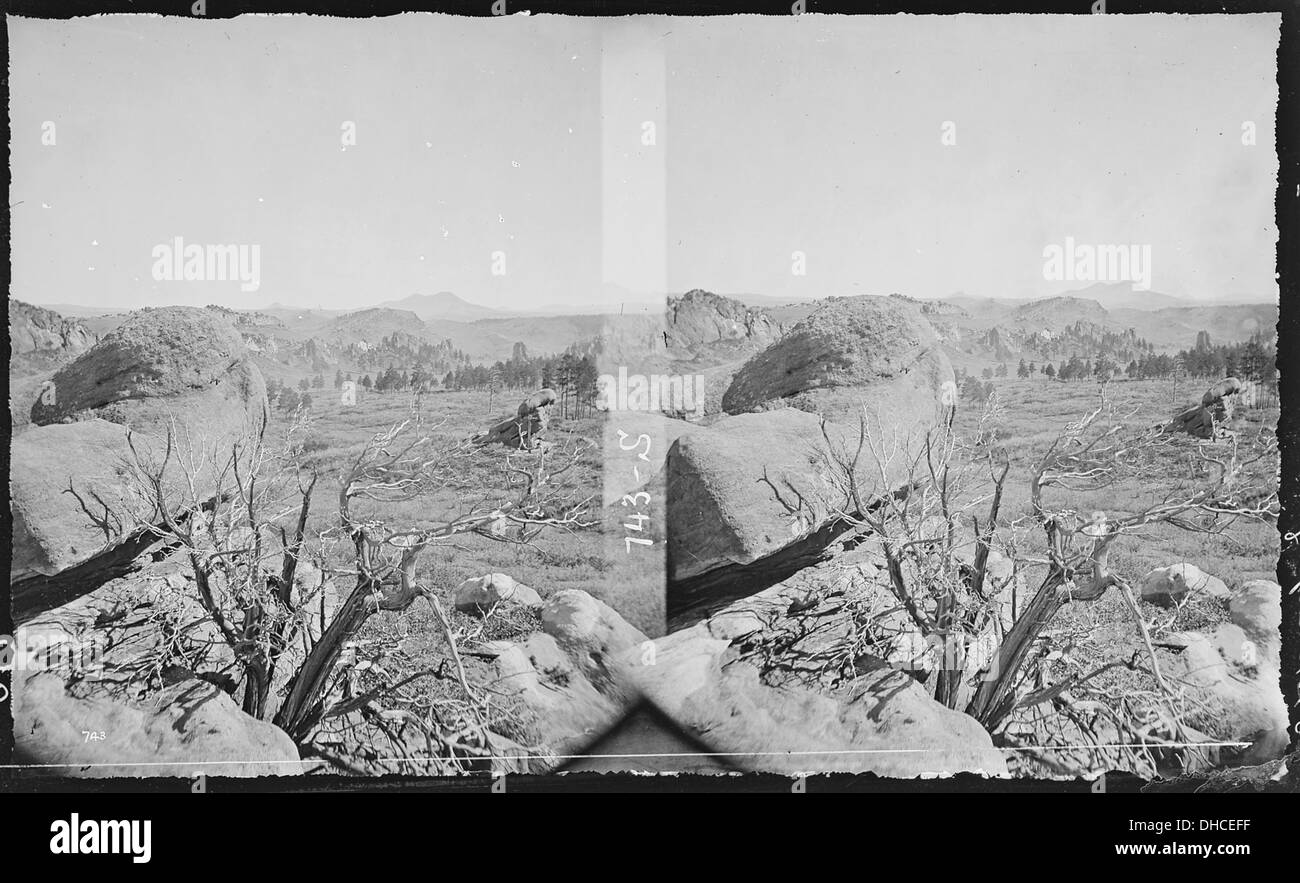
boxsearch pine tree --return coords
[488,366,502,413]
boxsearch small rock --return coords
[454,573,543,615]
[1140,563,1229,608]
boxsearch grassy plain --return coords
[271,386,662,637]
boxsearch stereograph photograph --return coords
[4,11,1289,787]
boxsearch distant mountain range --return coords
[27,280,1275,325]
[931,282,1270,313]
[9,287,1279,416]
[12,282,1277,380]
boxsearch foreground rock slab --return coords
[631,561,1009,777]
[15,672,308,778]
[477,590,647,770]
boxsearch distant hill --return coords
[24,288,1272,400]
[920,291,1276,375]
[469,313,622,361]
[376,291,502,322]
[1006,295,1110,331]
[325,308,430,344]
[1112,303,1277,351]
[1055,282,1185,311]
[23,303,131,318]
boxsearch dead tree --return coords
[113,407,594,754]
[116,411,319,720]
[966,398,1276,732]
[272,414,593,742]
[805,392,1277,752]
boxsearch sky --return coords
[9,14,1280,312]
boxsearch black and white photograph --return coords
[3,7,1294,802]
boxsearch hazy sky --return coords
[10,14,1280,311]
[666,15,1279,304]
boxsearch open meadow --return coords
[948,375,1279,774]
[953,375,1278,587]
[271,385,665,635]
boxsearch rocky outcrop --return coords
[1139,563,1230,608]
[13,310,267,584]
[12,307,272,597]
[1163,377,1246,440]
[29,306,268,439]
[516,387,558,418]
[721,295,955,428]
[666,289,783,355]
[8,299,97,370]
[662,290,788,417]
[475,388,557,449]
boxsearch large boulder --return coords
[14,672,306,777]
[541,589,648,688]
[1139,564,1230,608]
[29,306,267,440]
[476,590,647,767]
[721,295,955,429]
[9,414,259,585]
[516,387,558,418]
[1229,580,1282,661]
[1162,624,1289,767]
[1163,377,1246,440]
[476,388,557,449]
[10,419,141,582]
[667,409,874,582]
[13,308,270,584]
